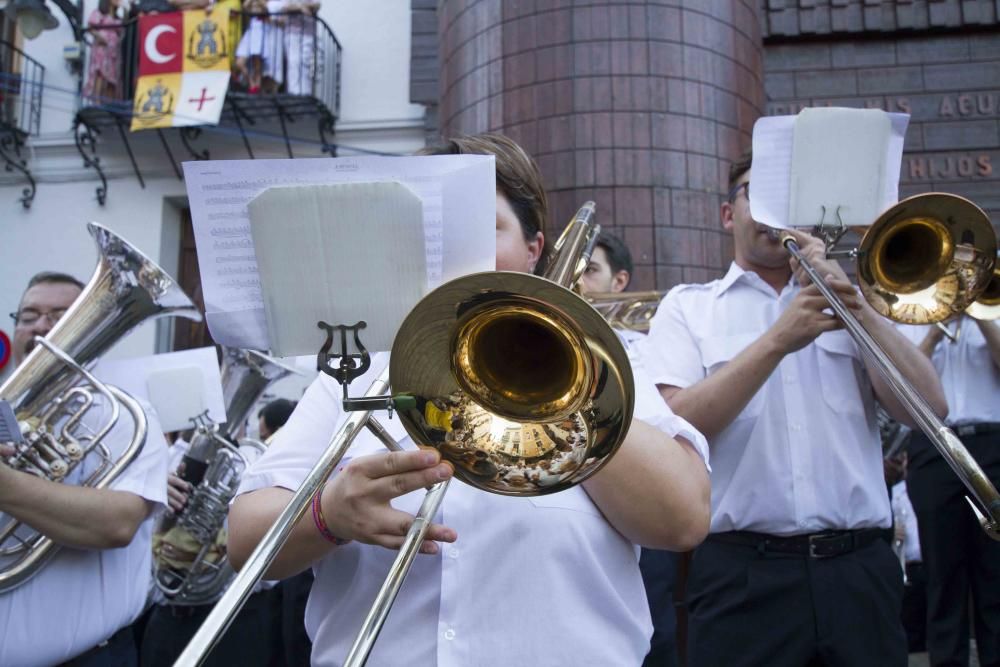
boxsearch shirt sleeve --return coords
[638,287,705,390]
[630,349,710,471]
[108,399,169,508]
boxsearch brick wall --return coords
[763,0,999,37]
[436,0,765,290]
[764,30,1000,229]
[416,2,1000,288]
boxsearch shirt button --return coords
[790,423,801,432]
[444,629,456,641]
[449,548,460,559]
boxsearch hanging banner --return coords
[131,8,231,131]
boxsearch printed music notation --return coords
[183,156,496,350]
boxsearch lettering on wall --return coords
[905,155,992,182]
[766,93,999,183]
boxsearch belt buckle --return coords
[808,533,834,559]
[957,424,976,437]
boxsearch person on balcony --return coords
[84,0,125,104]
[271,0,318,95]
[234,0,282,94]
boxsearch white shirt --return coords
[639,262,891,536]
[898,317,1000,426]
[238,351,708,667]
[0,396,168,667]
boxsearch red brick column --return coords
[439,0,765,289]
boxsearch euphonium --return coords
[0,223,201,593]
[152,348,297,605]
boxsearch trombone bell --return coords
[390,271,634,497]
[857,193,997,324]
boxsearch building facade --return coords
[419,0,1000,291]
[2,0,998,381]
[0,0,425,383]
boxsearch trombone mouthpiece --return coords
[574,201,597,224]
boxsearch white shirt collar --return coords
[717,261,794,299]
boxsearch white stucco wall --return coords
[0,0,426,385]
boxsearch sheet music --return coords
[184,155,496,350]
[750,110,909,230]
[92,346,226,431]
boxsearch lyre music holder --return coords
[316,320,413,416]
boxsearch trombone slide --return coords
[174,367,392,666]
[781,233,1000,539]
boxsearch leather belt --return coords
[955,422,1000,438]
[708,528,893,559]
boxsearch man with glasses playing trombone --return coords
[639,150,947,667]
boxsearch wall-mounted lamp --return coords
[2,0,82,41]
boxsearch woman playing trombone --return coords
[227,133,711,666]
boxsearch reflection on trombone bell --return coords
[772,192,1000,539]
[175,201,637,666]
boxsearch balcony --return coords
[73,9,342,203]
[0,39,44,208]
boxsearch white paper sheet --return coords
[750,109,909,230]
[92,347,226,432]
[183,155,497,351]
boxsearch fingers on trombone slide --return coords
[325,450,457,552]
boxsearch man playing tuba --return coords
[0,271,170,667]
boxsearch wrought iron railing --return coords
[0,39,44,136]
[0,39,44,208]
[80,9,341,116]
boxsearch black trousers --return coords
[140,588,278,667]
[640,548,680,667]
[686,535,906,667]
[907,429,1000,667]
[275,570,314,667]
[59,624,137,667]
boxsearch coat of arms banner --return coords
[131,9,231,131]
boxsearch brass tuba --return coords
[0,223,201,592]
[152,348,298,605]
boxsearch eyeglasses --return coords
[727,181,750,203]
[9,308,69,326]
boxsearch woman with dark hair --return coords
[227,133,711,666]
[84,0,124,103]
[419,133,550,275]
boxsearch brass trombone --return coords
[776,192,1000,538]
[175,202,635,666]
[586,290,665,333]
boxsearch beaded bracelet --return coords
[311,488,351,546]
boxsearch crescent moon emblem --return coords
[145,24,177,65]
